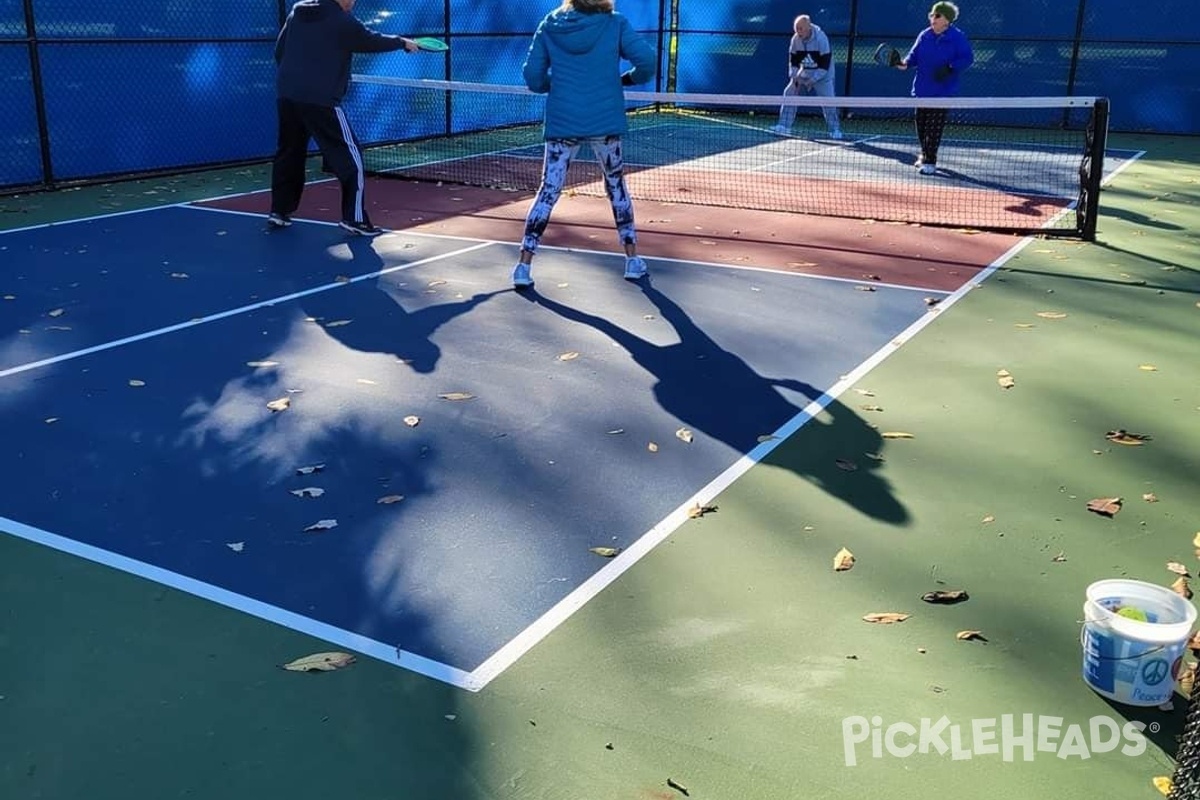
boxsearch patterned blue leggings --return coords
[521,136,637,254]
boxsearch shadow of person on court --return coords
[301,235,501,373]
[522,277,909,524]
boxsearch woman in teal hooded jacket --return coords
[511,0,657,288]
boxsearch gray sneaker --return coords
[512,262,533,288]
[623,256,648,281]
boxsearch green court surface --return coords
[2,133,1199,800]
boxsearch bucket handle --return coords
[1080,621,1168,661]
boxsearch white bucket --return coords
[1081,579,1197,707]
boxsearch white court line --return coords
[0,238,495,379]
[0,515,481,690]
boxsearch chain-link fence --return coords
[2,0,1199,193]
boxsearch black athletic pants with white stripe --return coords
[270,98,370,226]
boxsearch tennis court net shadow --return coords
[519,278,909,526]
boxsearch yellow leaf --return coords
[290,487,325,499]
[1014,323,1035,329]
[376,495,404,505]
[266,397,291,412]
[675,428,694,444]
[863,612,910,624]
[557,351,580,361]
[833,547,856,572]
[589,546,620,558]
[997,369,1015,389]
[281,652,356,672]
[1172,576,1193,600]
[981,514,995,524]
[1168,562,1190,577]
[1106,429,1151,446]
[647,442,659,452]
[438,392,475,401]
[1153,776,1174,796]
[1037,311,1068,319]
[1139,364,1158,371]
[687,503,717,519]
[403,415,420,427]
[1143,493,1158,502]
[854,388,875,397]
[956,630,987,642]
[881,432,914,439]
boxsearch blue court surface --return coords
[1,204,945,689]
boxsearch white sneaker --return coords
[769,124,790,136]
[623,256,648,281]
[918,164,937,176]
[512,262,533,288]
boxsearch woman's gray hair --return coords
[558,0,615,13]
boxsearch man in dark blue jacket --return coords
[269,0,417,235]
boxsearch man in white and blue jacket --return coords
[269,0,418,235]
[771,15,842,140]
[511,0,657,288]
[895,1,974,174]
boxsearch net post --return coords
[1170,661,1200,799]
[1078,97,1108,241]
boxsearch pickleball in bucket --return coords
[1081,579,1197,707]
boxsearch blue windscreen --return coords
[38,42,278,179]
[354,1,445,39]
[31,0,278,39]
[0,43,42,185]
[1073,43,1200,133]
[0,0,24,38]
[854,0,1079,39]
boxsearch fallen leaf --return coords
[246,360,279,368]
[281,652,356,672]
[45,417,59,424]
[290,487,325,499]
[854,388,876,397]
[881,432,915,439]
[833,547,856,572]
[589,546,621,558]
[854,285,877,292]
[324,319,353,328]
[863,612,910,624]
[1086,497,1122,517]
[676,428,694,444]
[334,275,351,283]
[438,392,475,401]
[997,369,1015,389]
[295,464,325,475]
[1172,577,1193,600]
[667,777,690,797]
[403,415,420,427]
[1154,776,1174,796]
[303,519,338,532]
[557,351,580,361]
[606,429,625,435]
[1052,552,1067,562]
[1037,311,1068,319]
[981,514,995,524]
[756,434,778,443]
[227,542,245,552]
[128,379,145,387]
[1105,429,1152,445]
[377,495,404,505]
[1139,364,1158,371]
[1181,663,1198,696]
[924,297,941,306]
[648,442,659,452]
[266,397,290,412]
[687,503,718,519]
[356,378,377,385]
[861,404,884,412]
[1143,493,1158,502]
[1014,323,1036,329]
[1194,532,1200,550]
[1168,562,1191,577]
[923,590,969,604]
[48,308,64,317]
[170,272,189,279]
[956,630,988,642]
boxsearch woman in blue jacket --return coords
[512,0,657,288]
[894,2,973,175]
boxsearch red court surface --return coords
[199,177,1024,292]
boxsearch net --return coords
[347,76,1108,239]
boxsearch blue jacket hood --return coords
[542,9,611,55]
